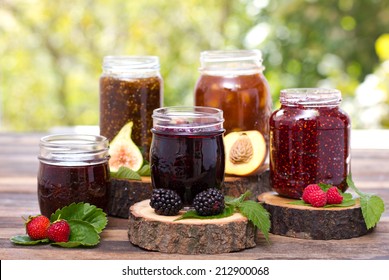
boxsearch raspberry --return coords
[302,184,322,204]
[150,188,183,216]
[326,187,343,204]
[193,188,225,216]
[309,189,327,207]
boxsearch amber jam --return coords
[194,50,272,175]
[150,107,225,207]
[269,88,351,199]
[99,56,163,160]
[37,135,110,217]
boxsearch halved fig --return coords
[224,130,266,176]
[108,121,143,172]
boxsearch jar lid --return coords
[102,56,160,76]
[39,134,109,165]
[199,49,264,74]
[280,88,342,107]
[152,106,224,134]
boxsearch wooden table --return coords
[1,132,388,260]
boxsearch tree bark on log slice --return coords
[258,192,371,240]
[128,200,257,254]
[109,169,271,218]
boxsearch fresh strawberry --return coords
[25,215,50,240]
[327,187,343,204]
[302,184,322,204]
[309,189,327,207]
[47,219,71,242]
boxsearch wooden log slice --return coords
[258,192,371,240]
[109,168,271,218]
[128,200,257,254]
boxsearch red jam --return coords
[37,135,110,216]
[269,88,351,198]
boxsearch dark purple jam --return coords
[38,162,110,216]
[270,105,350,199]
[150,129,225,207]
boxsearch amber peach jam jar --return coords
[37,134,110,217]
[150,106,225,207]
[269,88,351,199]
[99,56,163,160]
[195,50,272,176]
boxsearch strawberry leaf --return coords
[50,202,107,233]
[51,220,99,248]
[10,235,50,245]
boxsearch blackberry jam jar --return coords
[99,56,163,160]
[269,88,351,199]
[150,106,225,207]
[38,134,110,216]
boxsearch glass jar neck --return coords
[152,106,224,134]
[199,50,264,75]
[39,134,109,166]
[280,88,342,108]
[102,56,160,78]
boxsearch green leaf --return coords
[318,183,333,192]
[52,220,99,248]
[175,205,235,221]
[347,174,385,229]
[137,164,151,176]
[110,166,142,180]
[225,191,251,207]
[10,235,50,245]
[324,199,356,208]
[50,202,108,233]
[360,195,385,229]
[238,200,271,242]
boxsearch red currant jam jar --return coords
[38,134,110,216]
[150,106,225,207]
[269,88,351,198]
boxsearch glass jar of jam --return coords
[38,134,110,217]
[99,56,163,160]
[269,88,351,199]
[150,106,225,207]
[194,50,272,176]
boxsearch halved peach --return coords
[224,130,266,176]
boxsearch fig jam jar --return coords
[270,88,351,198]
[37,134,110,217]
[150,106,225,207]
[99,56,163,160]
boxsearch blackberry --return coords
[150,188,183,216]
[193,188,225,216]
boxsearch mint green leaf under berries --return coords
[52,220,99,248]
[175,205,235,221]
[10,235,50,245]
[238,200,271,242]
[347,175,385,229]
[110,166,142,180]
[50,202,107,233]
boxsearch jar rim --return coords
[39,134,109,165]
[280,88,342,107]
[103,56,160,71]
[199,49,264,74]
[152,106,224,134]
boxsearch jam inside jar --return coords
[269,88,351,199]
[99,56,163,160]
[37,134,110,216]
[150,106,225,207]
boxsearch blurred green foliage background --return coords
[1,0,388,131]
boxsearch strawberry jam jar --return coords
[269,88,351,198]
[38,134,110,216]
